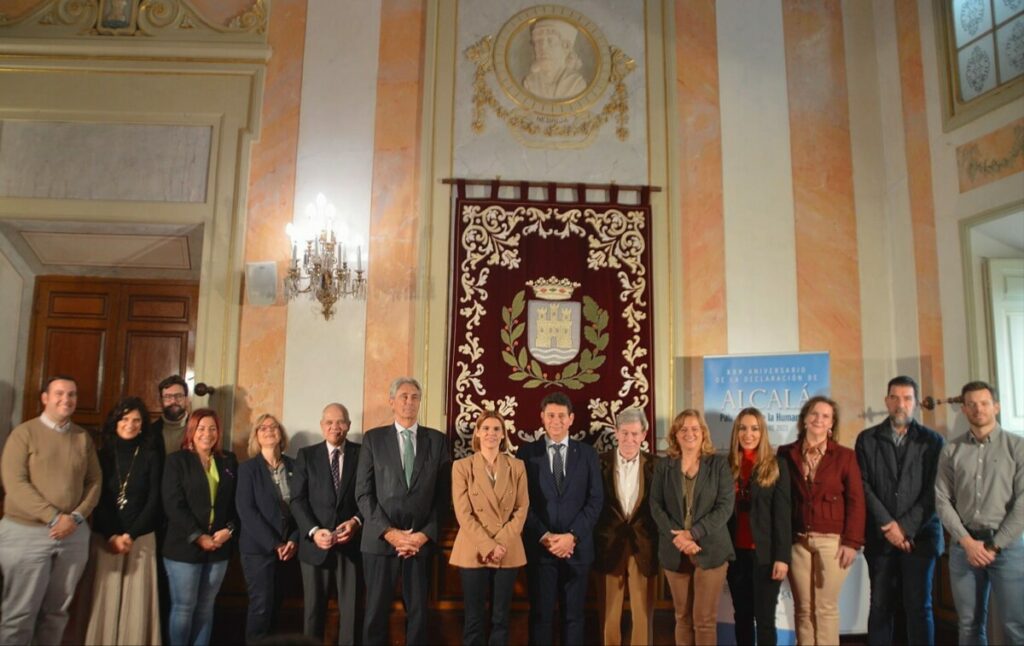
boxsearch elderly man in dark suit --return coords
[856,376,944,645]
[291,403,363,645]
[593,407,657,646]
[356,377,452,646]
[520,391,603,645]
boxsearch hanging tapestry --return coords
[445,181,656,458]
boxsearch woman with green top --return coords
[161,408,237,646]
[651,409,735,645]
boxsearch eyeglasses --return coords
[162,393,187,402]
[257,424,280,432]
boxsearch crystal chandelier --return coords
[283,193,367,319]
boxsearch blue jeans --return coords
[948,538,1024,645]
[866,551,936,645]
[163,558,228,646]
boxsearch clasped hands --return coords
[541,532,576,559]
[671,529,701,556]
[196,528,232,552]
[106,532,133,554]
[49,513,78,541]
[880,520,912,553]
[314,518,361,551]
[385,528,429,558]
[960,536,998,568]
[483,543,507,564]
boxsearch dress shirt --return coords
[615,451,640,515]
[39,412,71,433]
[544,435,569,476]
[309,441,358,536]
[936,424,1024,549]
[395,422,419,464]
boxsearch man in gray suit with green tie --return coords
[355,377,452,645]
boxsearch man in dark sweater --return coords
[149,374,190,456]
[855,375,944,645]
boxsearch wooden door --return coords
[23,276,198,429]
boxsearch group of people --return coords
[0,372,1020,646]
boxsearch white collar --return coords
[40,413,71,433]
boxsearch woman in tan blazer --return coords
[450,411,529,646]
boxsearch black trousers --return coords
[362,548,432,646]
[240,551,291,643]
[300,549,362,645]
[460,567,519,646]
[527,557,590,646]
[726,548,782,645]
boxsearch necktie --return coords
[401,429,415,487]
[330,448,340,491]
[552,444,565,493]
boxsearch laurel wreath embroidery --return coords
[500,289,609,390]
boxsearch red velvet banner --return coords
[445,185,656,457]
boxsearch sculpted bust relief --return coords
[522,19,588,101]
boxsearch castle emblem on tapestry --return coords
[444,184,655,457]
[465,4,636,148]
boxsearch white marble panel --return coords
[717,0,800,354]
[453,0,648,183]
[0,121,211,202]
[282,0,382,448]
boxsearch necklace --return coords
[115,445,141,511]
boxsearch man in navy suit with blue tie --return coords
[521,391,604,645]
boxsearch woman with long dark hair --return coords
[725,407,791,646]
[84,396,163,645]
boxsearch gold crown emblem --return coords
[526,277,580,301]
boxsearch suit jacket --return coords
[355,423,452,555]
[449,453,529,569]
[650,453,735,571]
[855,419,945,557]
[520,437,603,565]
[162,450,238,563]
[779,439,866,549]
[290,440,362,564]
[592,450,658,577]
[236,453,299,556]
[727,458,793,566]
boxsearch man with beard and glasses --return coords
[855,376,944,645]
[150,374,191,457]
[521,19,588,101]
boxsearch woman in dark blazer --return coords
[162,408,237,646]
[778,395,865,646]
[651,409,735,646]
[84,397,163,645]
[725,407,791,646]
[235,413,298,643]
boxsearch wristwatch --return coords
[983,541,1001,554]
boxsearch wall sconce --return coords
[283,192,367,320]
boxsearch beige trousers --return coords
[664,561,728,646]
[84,531,162,645]
[788,533,850,646]
[599,554,656,645]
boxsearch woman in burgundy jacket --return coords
[777,395,865,645]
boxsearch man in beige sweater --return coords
[0,375,101,645]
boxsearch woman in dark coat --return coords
[725,407,791,646]
[162,408,237,646]
[235,413,298,643]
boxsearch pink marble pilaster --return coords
[895,0,946,428]
[782,0,865,445]
[676,0,727,411]
[362,0,426,429]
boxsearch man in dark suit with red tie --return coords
[290,402,363,645]
[355,377,452,646]
[520,391,603,645]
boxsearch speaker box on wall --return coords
[245,261,277,306]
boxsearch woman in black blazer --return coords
[162,408,237,646]
[235,413,298,643]
[725,407,791,646]
[651,409,735,645]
